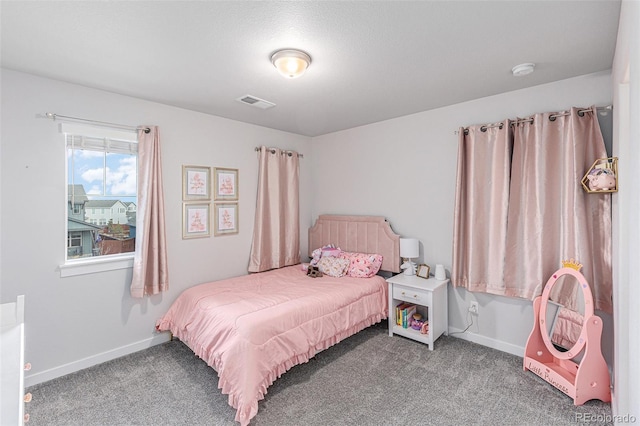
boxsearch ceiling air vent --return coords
[236,95,276,109]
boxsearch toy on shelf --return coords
[523,259,610,405]
[420,321,429,335]
[581,157,618,193]
[409,313,424,330]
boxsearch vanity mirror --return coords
[523,259,610,405]
[544,273,586,357]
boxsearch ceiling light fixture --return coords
[512,63,535,77]
[271,49,311,79]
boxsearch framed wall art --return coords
[214,203,239,236]
[214,167,238,201]
[183,165,211,201]
[183,203,210,239]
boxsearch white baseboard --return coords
[24,332,171,387]
[447,326,525,358]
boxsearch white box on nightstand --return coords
[386,273,449,350]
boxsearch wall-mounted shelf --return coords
[581,157,618,193]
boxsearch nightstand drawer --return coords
[393,285,431,304]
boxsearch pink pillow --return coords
[322,247,341,257]
[340,252,383,278]
[317,257,350,277]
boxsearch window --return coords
[65,125,138,264]
[67,232,83,258]
[68,232,82,247]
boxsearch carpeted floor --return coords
[26,321,613,425]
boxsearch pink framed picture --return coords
[214,167,238,201]
[183,203,210,239]
[183,165,211,201]
[214,203,238,236]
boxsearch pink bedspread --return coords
[155,265,388,425]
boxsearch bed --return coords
[156,215,400,425]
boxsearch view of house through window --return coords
[66,132,138,260]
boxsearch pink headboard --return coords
[308,215,401,273]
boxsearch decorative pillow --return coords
[317,256,350,278]
[309,247,323,266]
[310,244,340,266]
[340,252,383,278]
[321,247,341,257]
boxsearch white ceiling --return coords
[0,1,621,137]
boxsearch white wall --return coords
[310,72,614,358]
[611,0,640,418]
[0,69,312,386]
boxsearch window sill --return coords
[59,254,134,277]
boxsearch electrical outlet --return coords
[468,301,479,314]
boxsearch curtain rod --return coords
[43,112,151,133]
[457,105,613,135]
[254,146,304,158]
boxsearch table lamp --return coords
[400,238,419,275]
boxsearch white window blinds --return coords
[60,122,137,153]
[65,134,137,154]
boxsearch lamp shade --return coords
[400,238,419,258]
[271,49,311,79]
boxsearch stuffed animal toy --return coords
[587,168,616,191]
[420,321,430,335]
[409,313,424,330]
[307,265,323,278]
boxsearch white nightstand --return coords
[386,273,449,350]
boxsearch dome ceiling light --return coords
[271,49,311,79]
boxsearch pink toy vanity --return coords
[523,260,611,405]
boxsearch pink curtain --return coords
[504,107,612,312]
[130,126,169,297]
[452,107,612,313]
[452,120,512,294]
[248,146,300,273]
